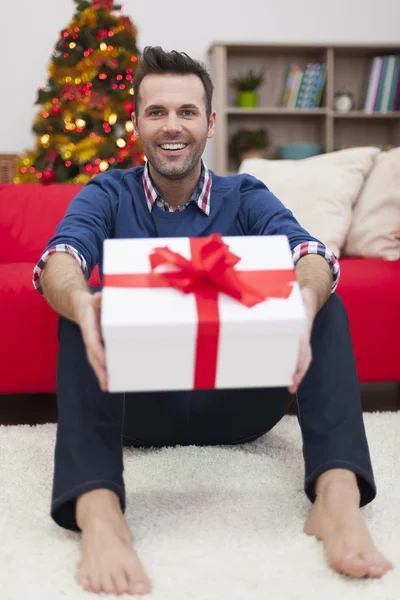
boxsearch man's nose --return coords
[163,113,182,133]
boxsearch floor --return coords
[1,410,400,599]
[1,382,399,426]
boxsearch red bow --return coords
[60,83,85,101]
[94,55,119,69]
[104,234,295,389]
[91,0,113,10]
[149,235,269,308]
[88,93,108,109]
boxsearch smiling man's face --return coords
[132,73,215,180]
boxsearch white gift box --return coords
[101,235,306,393]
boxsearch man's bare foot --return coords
[75,488,152,596]
[304,469,393,578]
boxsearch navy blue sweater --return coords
[40,166,324,284]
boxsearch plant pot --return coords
[237,91,258,107]
[278,143,323,160]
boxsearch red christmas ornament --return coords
[42,168,55,184]
[124,100,135,115]
[51,105,62,116]
[91,0,113,10]
[97,29,109,40]
[121,17,137,37]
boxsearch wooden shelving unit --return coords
[208,42,400,175]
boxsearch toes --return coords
[124,555,152,595]
[75,570,90,590]
[127,577,152,595]
[364,553,393,577]
[112,569,130,596]
[82,576,91,590]
[333,554,370,578]
[368,565,385,578]
[88,573,102,594]
[384,558,394,571]
[77,570,129,595]
[101,573,116,594]
[330,552,393,579]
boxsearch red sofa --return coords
[1,183,399,394]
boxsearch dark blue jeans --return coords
[51,292,376,531]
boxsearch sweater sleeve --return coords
[32,173,118,293]
[239,174,340,292]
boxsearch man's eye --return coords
[148,110,194,117]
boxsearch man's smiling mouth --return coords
[158,143,188,151]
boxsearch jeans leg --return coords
[297,293,376,507]
[52,308,126,532]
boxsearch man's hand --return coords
[74,291,109,392]
[288,288,318,395]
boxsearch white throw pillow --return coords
[239,147,381,257]
[343,147,400,261]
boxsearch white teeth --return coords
[160,143,187,150]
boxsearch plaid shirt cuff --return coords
[32,244,88,295]
[292,241,340,293]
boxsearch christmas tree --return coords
[15,0,144,185]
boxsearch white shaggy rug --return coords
[0,412,399,600]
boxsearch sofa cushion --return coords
[239,147,380,257]
[0,262,101,394]
[336,258,400,382]
[0,263,59,393]
[343,146,400,261]
[0,184,83,264]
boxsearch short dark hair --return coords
[133,46,214,120]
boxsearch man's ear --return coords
[132,112,139,137]
[207,111,216,139]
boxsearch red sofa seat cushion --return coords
[0,263,60,393]
[337,258,400,382]
[0,262,100,394]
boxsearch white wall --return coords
[2,0,399,168]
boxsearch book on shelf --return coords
[281,63,327,108]
[363,55,400,113]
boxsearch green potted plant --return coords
[229,128,269,165]
[231,69,266,107]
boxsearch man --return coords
[34,46,392,596]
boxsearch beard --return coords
[140,134,207,181]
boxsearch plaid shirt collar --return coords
[142,160,212,216]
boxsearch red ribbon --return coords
[94,55,119,69]
[88,92,109,109]
[60,83,85,101]
[103,234,295,389]
[91,0,113,10]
